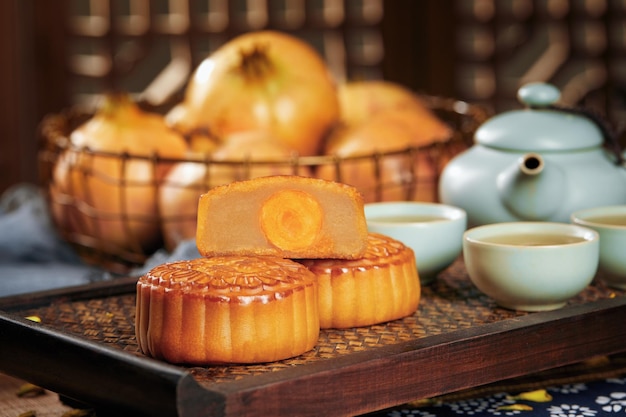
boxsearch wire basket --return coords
[38,96,490,273]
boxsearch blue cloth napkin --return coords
[0,183,200,297]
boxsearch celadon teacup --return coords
[463,222,599,311]
[364,202,467,285]
[571,205,626,290]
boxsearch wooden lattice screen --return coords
[63,0,386,107]
[453,0,626,132]
[2,0,626,194]
[60,0,626,124]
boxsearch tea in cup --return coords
[463,222,599,311]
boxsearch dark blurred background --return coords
[2,0,625,195]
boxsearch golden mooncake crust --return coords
[299,233,421,329]
[136,256,320,364]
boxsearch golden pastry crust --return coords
[299,233,420,329]
[136,256,320,364]
[196,175,368,259]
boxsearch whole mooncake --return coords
[136,256,319,364]
[299,233,420,329]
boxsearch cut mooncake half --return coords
[196,175,368,259]
[299,233,420,329]
[136,256,319,365]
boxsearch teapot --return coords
[439,82,626,227]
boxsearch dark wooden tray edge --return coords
[0,311,213,416]
[2,293,626,416]
[0,275,139,311]
[204,296,626,416]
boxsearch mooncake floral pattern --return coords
[140,256,317,293]
[373,377,626,416]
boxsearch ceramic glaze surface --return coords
[441,146,626,227]
[463,222,599,311]
[439,82,626,227]
[572,205,626,290]
[364,202,467,285]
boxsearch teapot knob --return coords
[517,83,561,108]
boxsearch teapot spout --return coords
[497,153,566,220]
[519,153,544,176]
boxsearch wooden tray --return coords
[1,258,625,417]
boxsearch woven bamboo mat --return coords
[9,257,624,387]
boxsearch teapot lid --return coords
[474,83,604,151]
